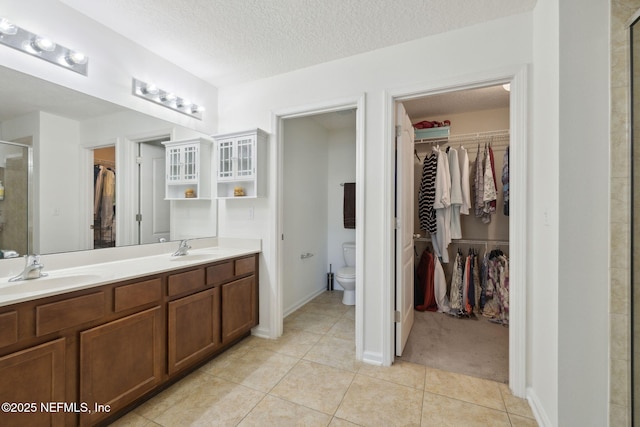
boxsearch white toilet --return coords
[335,242,356,305]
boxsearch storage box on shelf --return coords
[213,129,267,199]
[162,137,213,200]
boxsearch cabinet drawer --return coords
[36,292,105,336]
[114,278,162,312]
[235,256,255,276]
[206,261,234,286]
[167,269,205,297]
[0,311,17,347]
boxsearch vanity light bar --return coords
[0,18,88,76]
[132,78,204,120]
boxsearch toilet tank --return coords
[342,242,356,267]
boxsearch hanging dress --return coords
[448,147,463,239]
[418,151,437,233]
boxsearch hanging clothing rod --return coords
[414,237,509,246]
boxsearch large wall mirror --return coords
[632,14,640,426]
[0,65,217,259]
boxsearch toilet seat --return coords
[336,267,355,279]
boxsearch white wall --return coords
[327,126,357,288]
[282,117,329,314]
[217,13,533,363]
[556,0,610,426]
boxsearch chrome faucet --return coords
[9,254,48,282]
[171,240,191,257]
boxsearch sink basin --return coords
[0,273,107,296]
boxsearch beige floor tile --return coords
[424,367,505,411]
[335,374,423,427]
[329,417,362,426]
[271,359,355,414]
[342,306,356,320]
[328,317,356,340]
[358,360,426,390]
[303,300,352,318]
[251,328,323,358]
[498,383,535,419]
[134,370,213,420]
[304,335,362,372]
[211,347,299,392]
[421,392,510,427]
[312,291,345,304]
[108,411,159,426]
[508,413,539,427]
[238,395,331,426]
[285,310,339,334]
[151,376,264,426]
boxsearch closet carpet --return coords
[399,310,509,383]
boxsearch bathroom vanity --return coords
[0,242,259,426]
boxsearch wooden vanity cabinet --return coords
[0,253,258,427]
[168,287,221,374]
[79,307,163,426]
[0,338,66,427]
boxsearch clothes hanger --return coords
[414,149,421,162]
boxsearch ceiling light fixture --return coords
[0,17,88,75]
[132,78,204,120]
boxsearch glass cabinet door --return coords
[166,146,182,182]
[182,145,198,181]
[236,137,254,178]
[218,140,234,179]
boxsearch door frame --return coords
[271,94,366,358]
[384,65,528,397]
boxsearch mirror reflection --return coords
[0,66,216,258]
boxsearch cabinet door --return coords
[235,136,255,178]
[182,144,199,182]
[166,145,183,182]
[218,139,234,180]
[221,276,257,343]
[168,287,221,375]
[80,307,162,426]
[0,338,66,427]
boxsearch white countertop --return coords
[0,238,261,308]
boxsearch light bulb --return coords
[31,36,56,52]
[161,92,177,102]
[65,51,87,65]
[0,18,18,35]
[141,83,159,95]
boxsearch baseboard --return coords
[251,325,271,339]
[283,287,327,317]
[527,387,553,427]
[362,350,385,366]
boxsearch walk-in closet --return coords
[93,146,116,249]
[399,84,511,383]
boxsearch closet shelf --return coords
[414,237,509,246]
[414,126,450,140]
[415,129,509,146]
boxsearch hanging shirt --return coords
[502,146,510,216]
[474,147,485,218]
[458,146,471,216]
[482,147,497,224]
[434,256,450,313]
[448,148,463,239]
[431,147,451,263]
[418,152,437,234]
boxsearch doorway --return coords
[273,96,365,356]
[136,137,170,244]
[93,146,116,248]
[389,66,528,397]
[396,84,511,383]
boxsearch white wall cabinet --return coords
[162,138,212,200]
[213,129,267,199]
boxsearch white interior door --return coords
[395,102,415,356]
[139,142,170,244]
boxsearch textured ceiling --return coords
[59,0,536,87]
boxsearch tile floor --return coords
[110,291,538,426]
